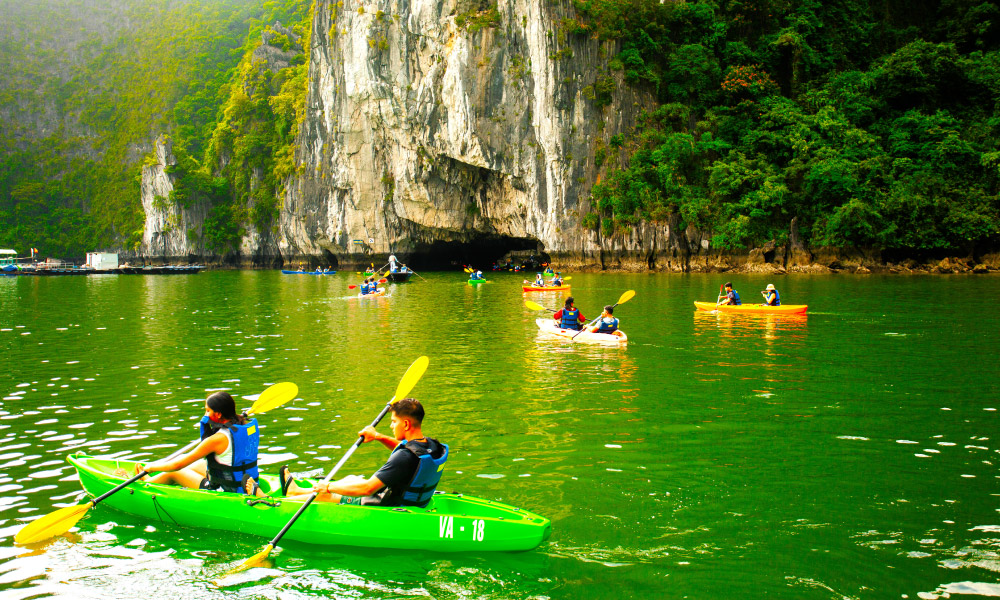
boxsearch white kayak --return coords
[535,318,628,345]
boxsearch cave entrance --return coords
[405,235,546,270]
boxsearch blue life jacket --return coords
[370,281,378,292]
[534,278,544,287]
[560,307,582,330]
[596,316,619,334]
[552,278,562,286]
[766,290,780,306]
[361,282,371,294]
[199,416,260,492]
[393,438,448,508]
[730,291,742,305]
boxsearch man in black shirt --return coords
[280,398,446,506]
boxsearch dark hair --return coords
[564,296,575,309]
[391,398,425,425]
[604,305,614,314]
[724,282,732,288]
[206,391,246,425]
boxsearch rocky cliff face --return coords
[134,2,1000,274]
[138,136,210,260]
[278,0,657,268]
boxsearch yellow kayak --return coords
[694,301,807,315]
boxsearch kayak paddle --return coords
[524,300,555,313]
[220,356,430,581]
[14,382,299,545]
[571,290,635,340]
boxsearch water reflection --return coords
[1,272,1000,599]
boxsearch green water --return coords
[0,271,998,599]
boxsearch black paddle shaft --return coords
[267,401,395,548]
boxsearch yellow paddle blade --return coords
[14,503,91,544]
[392,356,429,403]
[617,290,636,305]
[524,300,545,311]
[562,276,572,281]
[215,544,274,585]
[249,382,298,415]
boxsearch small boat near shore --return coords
[386,271,413,283]
[67,454,551,552]
[693,301,808,315]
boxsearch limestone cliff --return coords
[278,0,657,268]
[137,136,210,260]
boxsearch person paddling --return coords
[761,283,780,306]
[134,391,262,495]
[470,269,484,281]
[553,296,586,330]
[278,398,448,507]
[532,273,545,287]
[550,271,563,286]
[587,305,624,337]
[720,282,742,306]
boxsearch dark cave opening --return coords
[402,236,547,270]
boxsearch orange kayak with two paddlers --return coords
[693,301,808,315]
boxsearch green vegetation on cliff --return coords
[0,0,311,258]
[579,0,1000,255]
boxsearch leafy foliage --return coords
[581,0,1000,254]
[0,0,312,258]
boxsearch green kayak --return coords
[467,279,488,285]
[67,454,550,552]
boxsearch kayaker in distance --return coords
[276,398,448,507]
[719,282,742,305]
[553,296,586,330]
[761,284,780,306]
[550,272,563,286]
[470,270,484,281]
[530,273,546,287]
[587,305,624,337]
[133,391,261,495]
[389,254,398,272]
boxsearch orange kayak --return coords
[522,285,570,292]
[693,301,807,315]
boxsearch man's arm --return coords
[359,426,399,451]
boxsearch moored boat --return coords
[67,454,550,552]
[386,271,413,283]
[535,318,627,345]
[693,301,808,315]
[522,285,570,293]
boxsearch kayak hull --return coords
[535,318,627,345]
[356,289,387,298]
[282,270,336,275]
[693,301,808,315]
[67,455,550,552]
[522,285,570,292]
[468,279,489,285]
[386,271,413,283]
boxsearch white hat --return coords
[766,284,775,290]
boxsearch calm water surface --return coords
[0,271,998,599]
